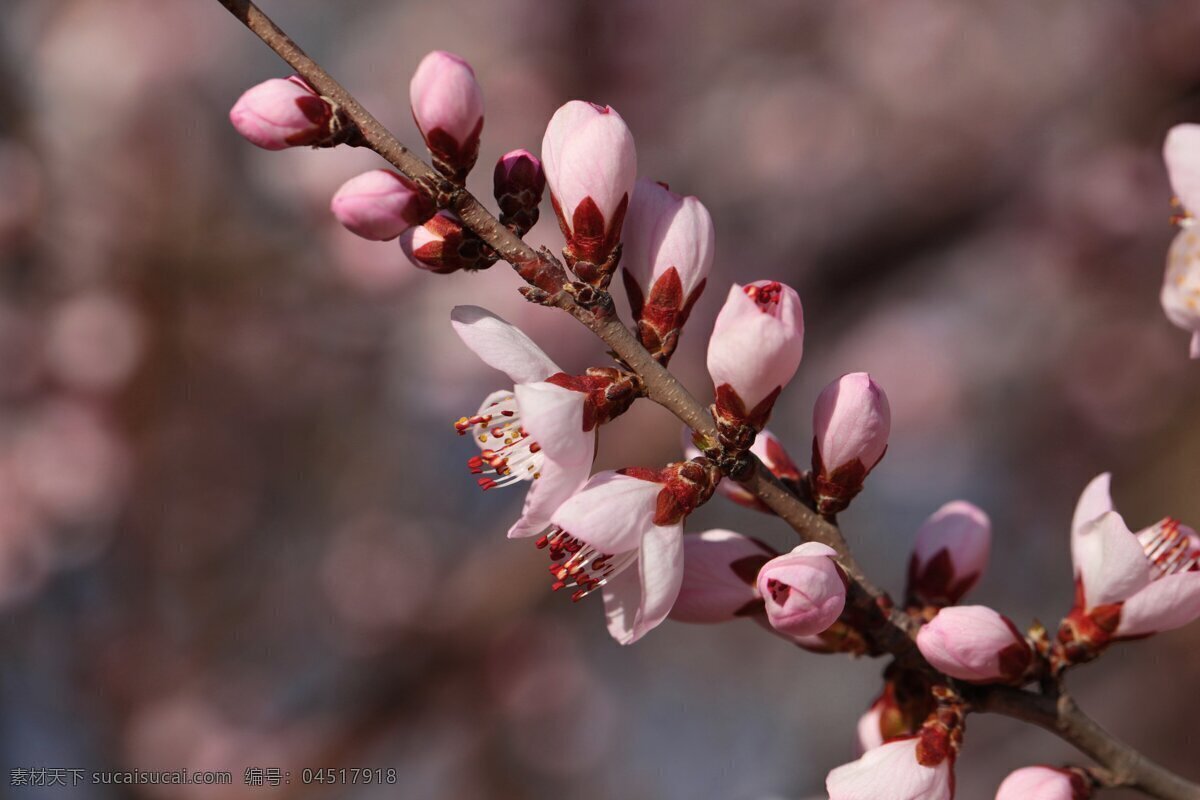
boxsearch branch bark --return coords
[211,2,1200,797]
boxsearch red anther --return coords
[551,580,566,592]
[571,589,588,602]
[766,578,789,604]
[454,419,471,434]
[565,539,581,553]
[535,535,549,549]
[529,442,542,453]
[500,409,515,417]
[477,477,497,490]
[469,415,489,425]
[491,426,506,438]
[592,555,609,570]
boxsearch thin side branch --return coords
[211,3,1200,797]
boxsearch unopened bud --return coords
[810,372,890,515]
[410,51,484,182]
[330,170,435,241]
[757,542,846,638]
[996,767,1093,800]
[669,529,776,624]
[493,149,545,236]
[541,101,637,278]
[399,211,494,274]
[229,77,346,150]
[707,281,804,434]
[916,605,1032,685]
[906,500,991,607]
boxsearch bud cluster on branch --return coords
[217,3,1200,796]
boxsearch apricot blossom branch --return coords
[212,2,1200,798]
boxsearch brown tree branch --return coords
[211,2,1200,797]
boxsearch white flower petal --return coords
[1115,571,1200,637]
[550,471,660,555]
[514,382,591,466]
[507,455,592,539]
[1074,511,1151,607]
[450,305,560,384]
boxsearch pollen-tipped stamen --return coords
[1138,518,1200,576]
[454,393,544,490]
[536,528,638,602]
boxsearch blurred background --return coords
[1,0,1198,797]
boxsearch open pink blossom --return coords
[669,529,775,624]
[811,372,891,514]
[995,766,1092,800]
[229,76,334,150]
[681,426,801,513]
[620,178,714,360]
[827,737,954,800]
[410,51,484,179]
[541,101,637,267]
[916,605,1032,684]
[1161,229,1200,359]
[450,306,594,540]
[907,501,992,606]
[757,542,846,638]
[548,460,719,644]
[330,170,434,241]
[707,281,805,430]
[1061,473,1200,655]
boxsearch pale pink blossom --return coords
[620,178,714,358]
[757,542,846,637]
[1164,124,1200,217]
[669,529,775,624]
[681,425,801,513]
[907,501,992,606]
[1161,229,1200,359]
[548,471,680,644]
[229,77,333,150]
[706,281,805,428]
[541,101,637,265]
[450,305,593,539]
[330,170,434,241]
[1066,473,1200,642]
[811,372,891,514]
[410,51,484,177]
[995,766,1092,800]
[916,605,1032,684]
[827,737,953,800]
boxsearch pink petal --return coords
[1115,571,1200,637]
[622,178,714,298]
[409,51,484,145]
[670,529,772,624]
[1074,511,1151,607]
[1070,472,1114,579]
[995,767,1081,800]
[507,455,592,539]
[603,522,684,644]
[1164,124,1200,214]
[1192,331,1200,359]
[706,282,805,411]
[513,382,590,466]
[826,738,952,800]
[450,305,560,384]
[549,471,659,555]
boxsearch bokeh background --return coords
[1,0,1198,797]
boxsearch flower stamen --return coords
[1138,518,1200,576]
[454,392,544,490]
[535,528,637,602]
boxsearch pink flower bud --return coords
[229,77,335,150]
[827,737,954,800]
[493,149,545,236]
[669,529,776,624]
[996,767,1093,800]
[810,372,890,514]
[907,500,992,606]
[621,178,714,361]
[399,211,490,274]
[1162,229,1200,359]
[916,605,1032,684]
[757,542,846,637]
[330,170,435,241]
[410,51,484,180]
[707,281,805,430]
[541,101,637,267]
